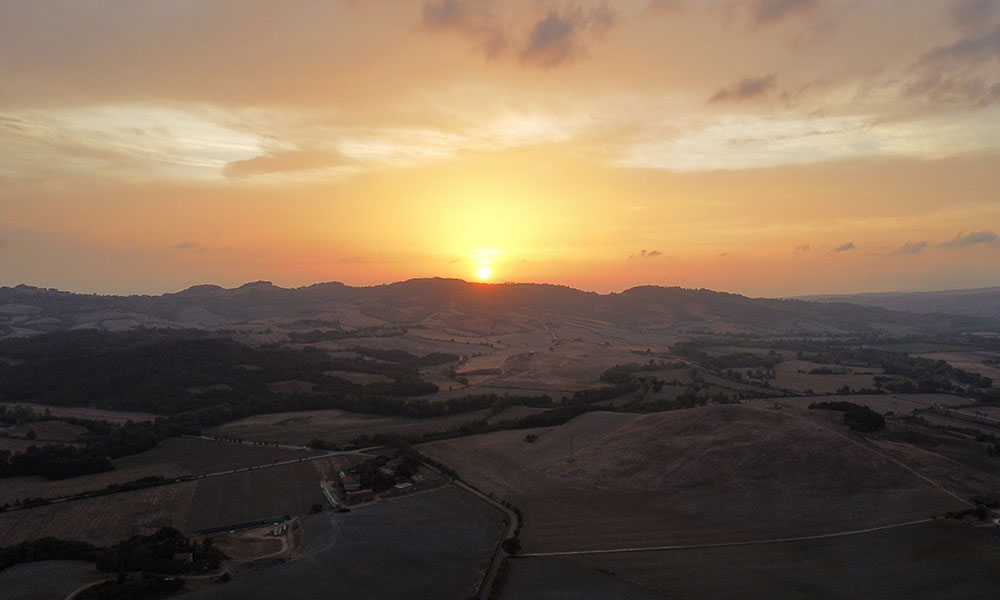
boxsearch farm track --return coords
[517,517,936,557]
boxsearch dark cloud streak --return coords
[940,230,998,247]
[709,74,777,102]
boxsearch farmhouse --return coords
[340,471,360,491]
[346,488,375,503]
[392,482,414,495]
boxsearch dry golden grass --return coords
[421,405,966,553]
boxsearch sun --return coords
[476,266,492,280]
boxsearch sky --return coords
[1,0,999,298]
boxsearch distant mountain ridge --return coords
[799,286,1000,321]
[1,278,997,337]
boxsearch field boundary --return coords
[517,518,936,557]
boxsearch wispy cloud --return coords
[940,229,998,247]
[750,0,821,28]
[520,6,615,68]
[709,74,777,103]
[794,244,811,254]
[630,249,663,259]
[421,1,616,68]
[834,241,855,252]
[906,25,1000,106]
[223,149,343,179]
[422,0,507,58]
[950,0,1000,33]
[172,241,206,252]
[893,240,928,255]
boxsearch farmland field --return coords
[0,437,318,504]
[0,560,108,600]
[421,405,967,553]
[771,359,880,394]
[206,409,491,445]
[181,485,506,600]
[766,393,971,414]
[184,460,324,532]
[558,520,1000,600]
[0,402,160,423]
[0,481,197,547]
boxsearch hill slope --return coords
[3,279,997,337]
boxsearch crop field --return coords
[0,560,108,600]
[559,520,1000,600]
[183,486,506,600]
[0,481,197,547]
[770,393,970,414]
[0,402,160,423]
[1,419,88,442]
[183,460,324,532]
[420,405,967,553]
[0,437,317,505]
[500,557,666,600]
[771,360,880,394]
[206,409,491,445]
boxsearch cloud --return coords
[950,0,1000,33]
[709,74,777,103]
[893,240,928,255]
[422,0,507,58]
[644,0,688,16]
[750,0,821,27]
[906,25,1000,106]
[421,2,615,68]
[223,149,343,179]
[940,229,998,247]
[794,244,810,254]
[630,249,662,259]
[519,6,616,68]
[172,241,206,252]
[834,241,855,252]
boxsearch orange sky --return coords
[1,1,999,297]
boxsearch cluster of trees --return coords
[809,401,886,432]
[0,527,223,576]
[0,413,196,481]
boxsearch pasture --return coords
[561,520,1000,600]
[420,405,967,553]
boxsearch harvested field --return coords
[500,557,667,600]
[0,560,108,600]
[0,403,160,423]
[772,360,879,394]
[562,520,1000,600]
[206,409,491,446]
[212,531,285,560]
[1,419,88,442]
[0,437,45,453]
[421,405,967,553]
[770,393,970,414]
[323,370,393,384]
[0,437,317,504]
[182,486,506,600]
[487,405,549,425]
[0,481,196,547]
[267,379,316,394]
[183,461,324,532]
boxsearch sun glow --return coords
[477,266,492,280]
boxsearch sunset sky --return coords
[2,0,999,297]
